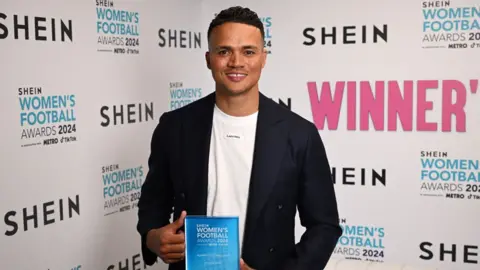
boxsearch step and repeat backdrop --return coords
[1,0,478,269]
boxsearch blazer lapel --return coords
[243,93,287,250]
[182,93,215,216]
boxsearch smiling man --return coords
[137,6,342,270]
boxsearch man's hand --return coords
[146,211,187,264]
[240,258,255,270]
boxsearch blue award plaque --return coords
[185,216,240,270]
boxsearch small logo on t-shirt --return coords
[226,134,241,139]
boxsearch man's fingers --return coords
[163,257,183,264]
[160,243,185,254]
[160,230,185,245]
[161,251,185,264]
[166,231,185,243]
[163,251,185,260]
[240,258,246,270]
[171,211,187,230]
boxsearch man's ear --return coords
[205,51,211,69]
[261,48,267,68]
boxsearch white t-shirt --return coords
[206,104,258,251]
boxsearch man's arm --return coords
[281,122,342,270]
[136,112,175,266]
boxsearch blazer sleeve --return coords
[136,112,175,266]
[280,122,343,270]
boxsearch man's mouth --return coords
[226,73,247,82]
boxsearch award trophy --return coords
[184,216,240,270]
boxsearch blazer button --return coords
[180,193,185,198]
[269,247,275,252]
[277,204,283,210]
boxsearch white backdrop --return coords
[1,0,479,269]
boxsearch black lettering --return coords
[100,103,154,127]
[158,28,166,47]
[34,17,47,41]
[194,32,201,48]
[373,24,388,43]
[303,28,315,45]
[14,15,29,40]
[332,167,386,186]
[68,195,80,218]
[362,25,367,43]
[0,13,8,39]
[113,105,124,125]
[419,242,434,260]
[106,265,114,270]
[303,25,387,45]
[43,201,55,225]
[440,243,456,262]
[464,245,478,264]
[132,254,141,270]
[4,211,18,236]
[23,205,38,231]
[51,18,56,41]
[343,26,355,44]
[119,258,128,270]
[60,19,73,42]
[422,1,451,8]
[158,28,201,48]
[169,29,177,47]
[100,106,110,127]
[0,14,72,41]
[59,198,64,221]
[3,195,79,236]
[322,27,336,45]
[343,168,355,185]
[127,104,135,124]
[371,169,386,186]
[180,30,186,48]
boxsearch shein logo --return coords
[158,28,201,48]
[302,24,387,45]
[4,195,80,236]
[100,102,154,127]
[0,13,73,42]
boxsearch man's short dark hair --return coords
[207,6,265,42]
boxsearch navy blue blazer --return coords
[136,92,342,270]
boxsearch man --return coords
[137,6,342,270]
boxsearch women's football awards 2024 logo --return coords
[95,0,140,55]
[333,218,386,263]
[420,151,480,201]
[421,1,480,49]
[18,86,77,148]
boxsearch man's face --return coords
[206,22,267,96]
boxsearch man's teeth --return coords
[228,74,246,77]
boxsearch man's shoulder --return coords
[160,92,214,122]
[262,95,316,132]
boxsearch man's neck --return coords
[214,89,259,117]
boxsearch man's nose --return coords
[228,52,244,67]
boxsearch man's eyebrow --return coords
[214,45,260,50]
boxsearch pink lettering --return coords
[417,80,437,131]
[442,80,466,132]
[347,82,356,130]
[307,79,471,132]
[388,81,413,131]
[307,81,344,130]
[360,81,384,131]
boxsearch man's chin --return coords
[219,86,251,96]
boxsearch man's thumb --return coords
[172,210,187,229]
